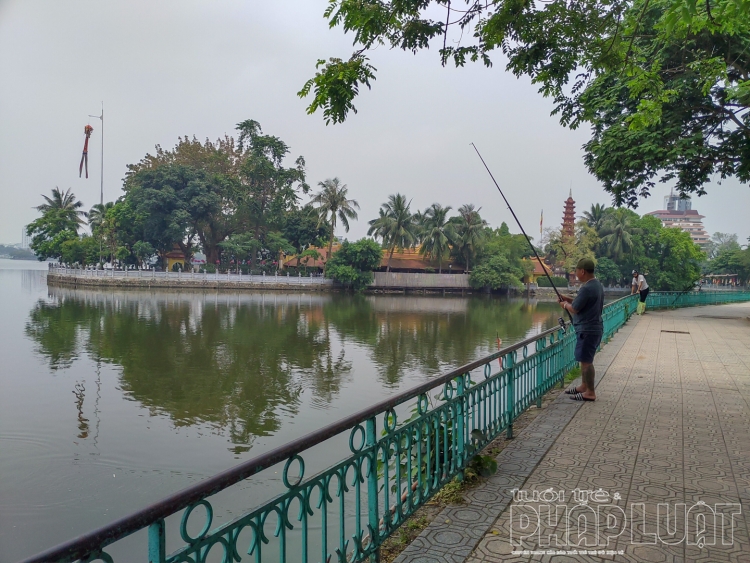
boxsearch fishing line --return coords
[471,143,572,330]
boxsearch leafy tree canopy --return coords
[326,238,383,290]
[27,187,86,261]
[595,256,622,285]
[470,253,525,289]
[301,0,750,205]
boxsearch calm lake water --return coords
[0,260,564,562]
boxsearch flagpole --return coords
[89,102,104,205]
[100,102,103,205]
[89,102,104,265]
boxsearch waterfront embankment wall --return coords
[46,270,335,291]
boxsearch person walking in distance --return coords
[558,258,604,402]
[631,270,649,314]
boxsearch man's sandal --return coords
[570,392,595,402]
[565,386,580,395]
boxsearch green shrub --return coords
[536,276,568,287]
[326,238,382,291]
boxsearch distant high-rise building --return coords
[562,190,576,239]
[664,192,692,212]
[21,226,31,250]
[646,194,709,248]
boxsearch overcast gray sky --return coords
[1,0,748,247]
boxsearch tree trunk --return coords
[387,245,395,273]
[326,219,335,273]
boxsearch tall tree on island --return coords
[452,204,487,272]
[368,194,417,272]
[310,178,360,270]
[27,187,86,261]
[419,203,454,273]
[237,120,309,267]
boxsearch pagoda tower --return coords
[562,189,576,239]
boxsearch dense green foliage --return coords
[368,194,420,272]
[123,120,310,268]
[26,187,86,261]
[301,0,750,205]
[29,121,335,269]
[366,193,531,289]
[548,202,708,290]
[537,276,570,288]
[310,177,360,267]
[705,232,750,283]
[325,238,383,290]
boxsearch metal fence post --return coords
[455,375,467,479]
[148,519,166,563]
[506,352,515,439]
[365,417,380,562]
[536,339,544,408]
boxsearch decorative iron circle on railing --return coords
[283,454,306,488]
[462,373,471,388]
[522,345,528,359]
[443,380,455,400]
[384,408,398,433]
[180,499,214,544]
[417,393,429,415]
[200,536,230,563]
[349,424,366,453]
[484,362,491,379]
[82,551,114,563]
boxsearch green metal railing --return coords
[20,291,750,563]
[646,288,750,310]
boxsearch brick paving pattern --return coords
[397,302,750,563]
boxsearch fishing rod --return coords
[471,143,572,329]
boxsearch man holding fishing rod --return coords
[470,144,603,401]
[558,258,605,402]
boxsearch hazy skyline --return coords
[2,0,748,247]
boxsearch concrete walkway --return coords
[398,302,750,563]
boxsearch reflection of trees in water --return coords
[25,293,336,446]
[323,295,560,385]
[25,299,85,370]
[25,290,559,443]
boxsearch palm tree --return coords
[412,208,427,246]
[368,194,417,272]
[35,187,86,231]
[453,204,487,272]
[311,178,360,265]
[419,204,454,273]
[582,203,609,233]
[599,208,639,263]
[87,202,115,232]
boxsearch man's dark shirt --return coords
[571,278,604,334]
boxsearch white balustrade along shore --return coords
[47,267,476,292]
[46,266,334,291]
